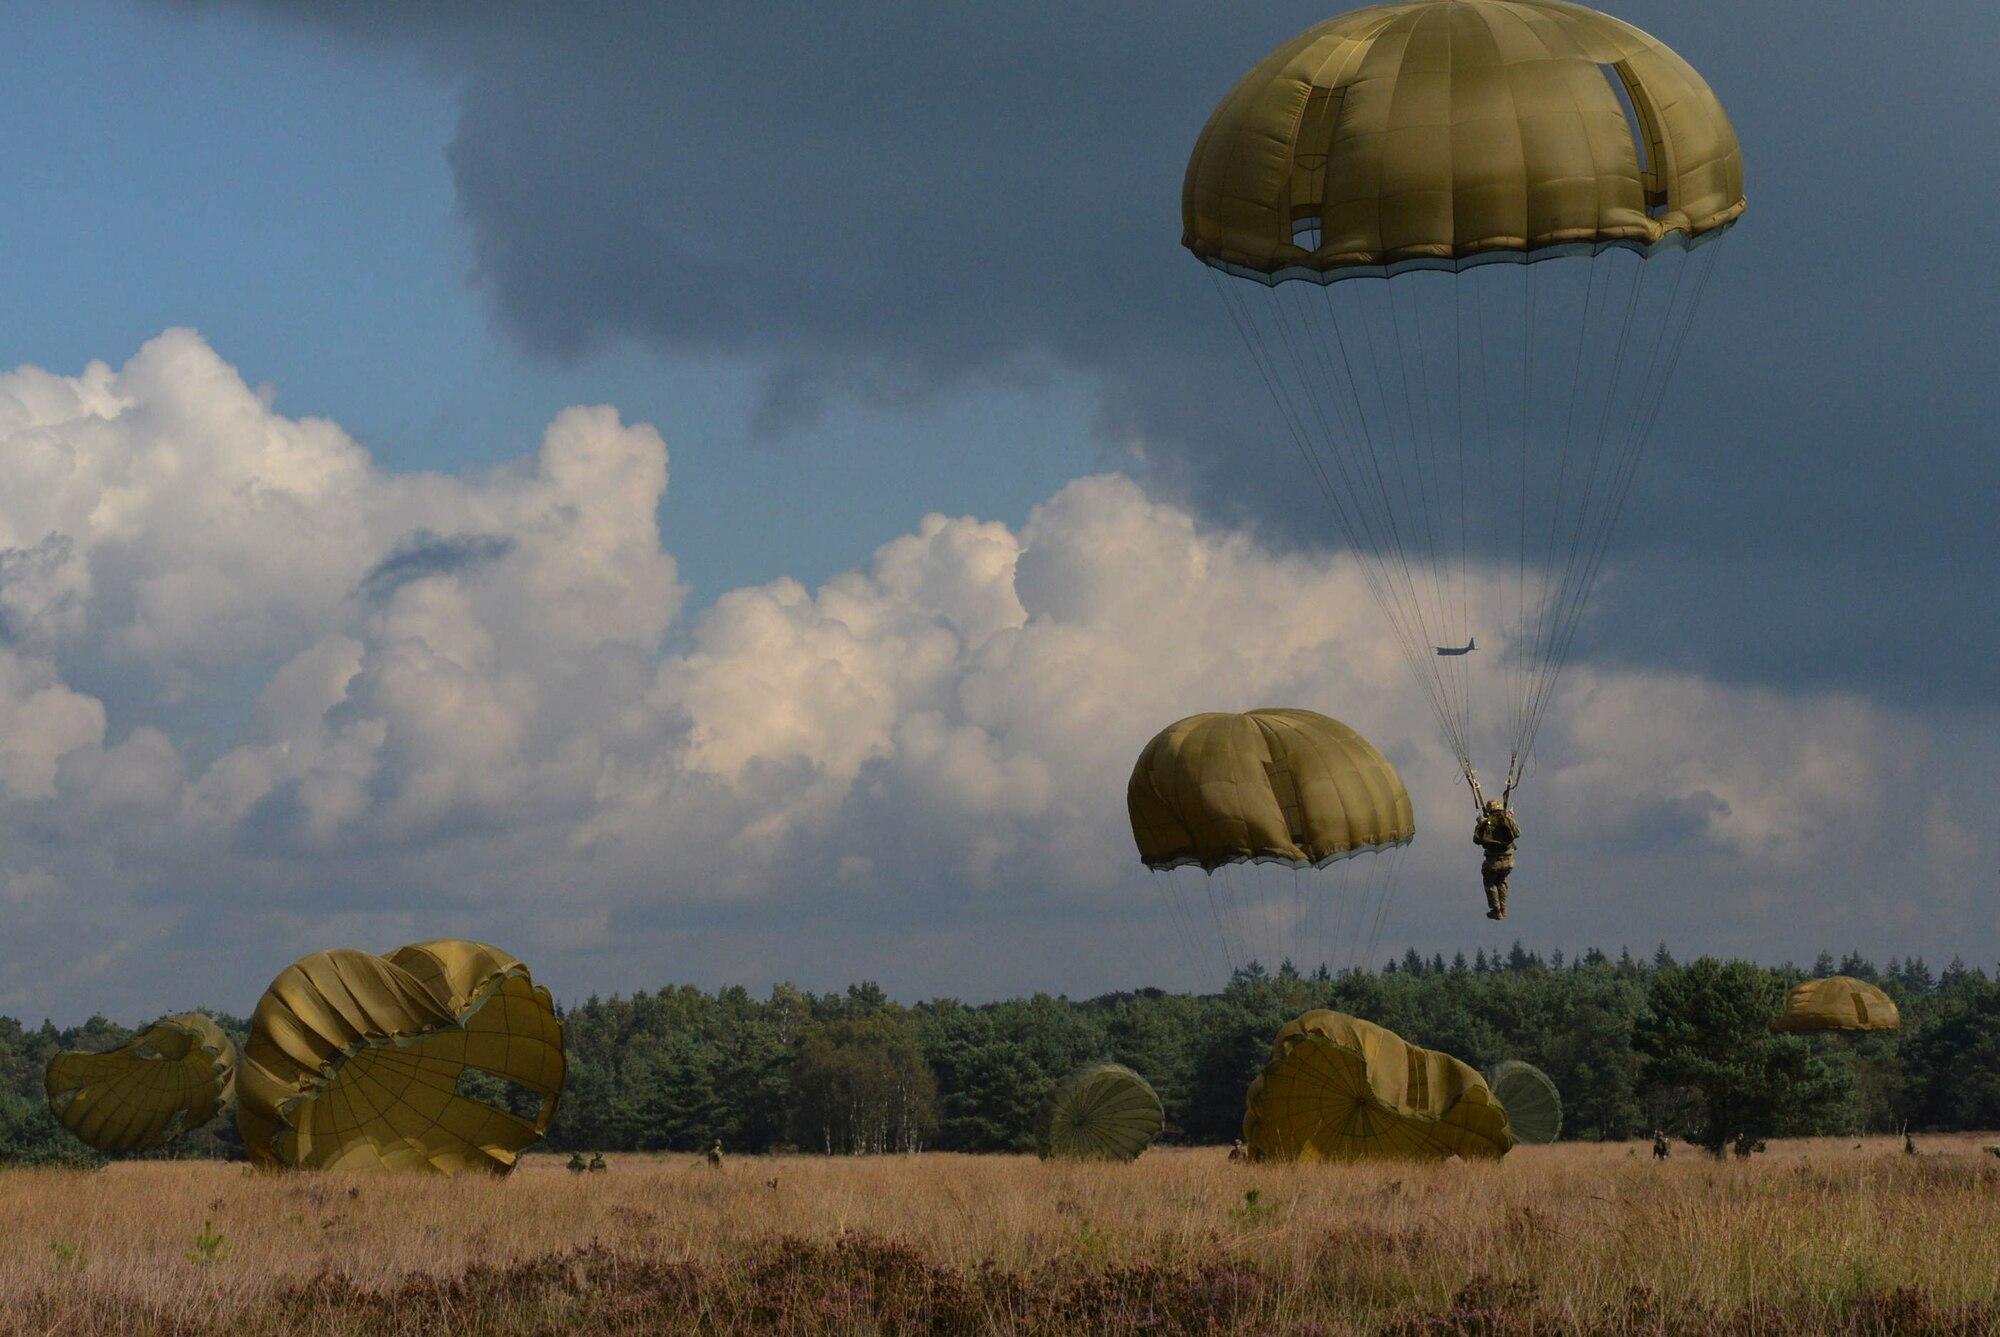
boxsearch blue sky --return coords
[1,0,1995,1022]
[1,3,1100,606]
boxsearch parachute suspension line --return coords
[1326,865,1353,976]
[1202,868,1238,980]
[1279,284,1475,755]
[1160,875,1195,985]
[1296,860,1312,976]
[1385,280,1453,685]
[1210,273,1420,678]
[1223,863,1253,973]
[1217,273,1451,756]
[1511,251,1649,780]
[1324,283,1473,775]
[1312,864,1328,978]
[1357,844,1409,979]
[1416,276,1480,756]
[1210,269,1467,776]
[1308,284,1461,723]
[1512,260,1538,806]
[1339,858,1371,977]
[1163,873,1219,992]
[1519,256,1603,772]
[1529,242,1725,771]
[1370,285,1467,756]
[1452,276,1474,759]
[1512,258,1606,777]
[1511,242,1725,783]
[1470,268,1504,794]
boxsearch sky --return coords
[1,0,1994,1023]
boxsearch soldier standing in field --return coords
[1651,1130,1670,1161]
[566,1151,587,1173]
[708,1140,724,1169]
[588,1152,607,1173]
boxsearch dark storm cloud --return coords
[357,529,514,604]
[169,0,2000,703]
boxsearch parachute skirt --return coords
[1193,219,1738,289]
[1141,833,1415,875]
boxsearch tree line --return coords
[6,944,1999,1165]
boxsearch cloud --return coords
[0,331,1988,1020]
[155,0,2000,708]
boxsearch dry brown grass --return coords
[6,1135,2000,1335]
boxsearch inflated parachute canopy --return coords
[1183,0,1745,283]
[45,1013,238,1153]
[1036,1063,1165,1162]
[1485,1059,1562,1144]
[238,940,565,1173]
[1128,709,1414,871]
[1772,976,1900,1034]
[1244,1010,1511,1161]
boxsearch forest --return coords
[7,943,1997,1167]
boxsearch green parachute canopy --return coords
[1245,1010,1512,1162]
[1486,1059,1562,1145]
[238,940,566,1173]
[1128,709,1414,872]
[1772,976,1900,1034]
[1037,1063,1165,1162]
[1183,0,1743,281]
[45,1012,237,1153]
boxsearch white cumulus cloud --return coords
[0,332,1985,1020]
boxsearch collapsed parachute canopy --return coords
[1036,1063,1166,1162]
[45,1013,238,1153]
[1772,976,1900,1034]
[1486,1059,1562,1144]
[238,940,565,1173]
[1245,1010,1512,1161]
[1128,709,1415,872]
[1183,0,1744,282]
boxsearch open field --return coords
[6,1136,2000,1335]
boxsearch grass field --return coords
[6,1135,2000,1335]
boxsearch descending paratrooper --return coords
[1472,797,1522,920]
[1183,0,1744,919]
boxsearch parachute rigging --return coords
[1185,0,1743,811]
[1129,708,1414,979]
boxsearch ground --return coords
[6,1135,1999,1334]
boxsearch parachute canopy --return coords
[1128,708,1415,872]
[1486,1059,1562,1144]
[1036,1063,1165,1162]
[45,1013,237,1153]
[1772,976,1900,1034]
[1183,0,1744,283]
[238,940,565,1173]
[1244,1010,1512,1161]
